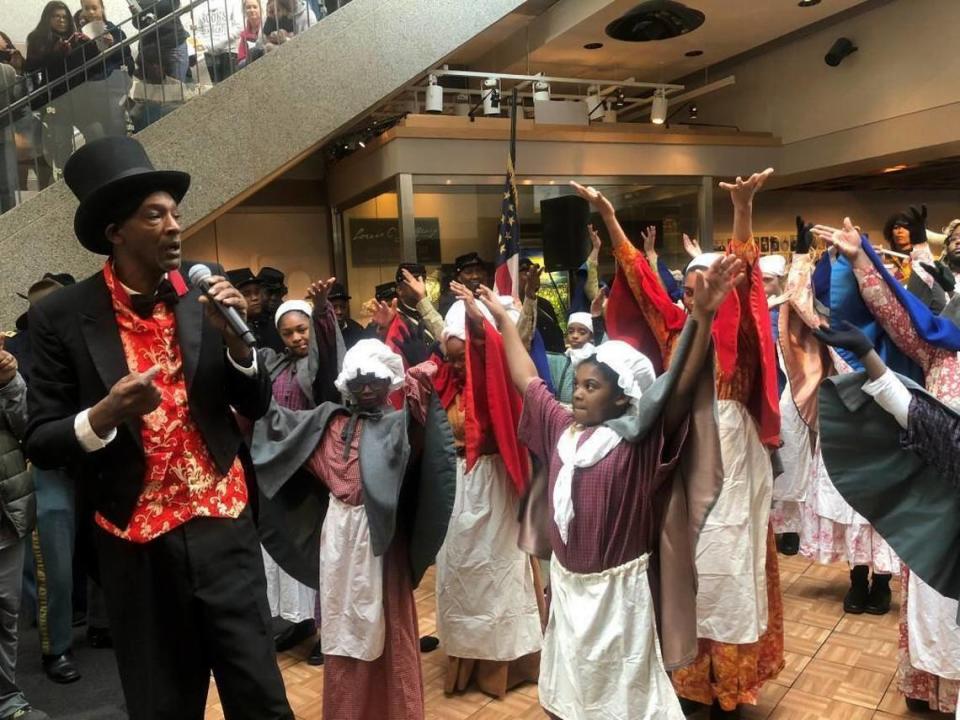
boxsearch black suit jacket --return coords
[23,262,272,529]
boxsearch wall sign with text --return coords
[349,218,441,265]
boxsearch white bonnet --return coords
[758,254,787,278]
[442,296,519,343]
[593,340,656,412]
[567,312,594,332]
[686,252,723,273]
[274,300,312,328]
[334,339,405,395]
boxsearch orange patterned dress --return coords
[612,239,784,711]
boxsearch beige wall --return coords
[185,208,332,302]
[691,0,960,179]
[712,189,959,254]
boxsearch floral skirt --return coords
[897,568,960,714]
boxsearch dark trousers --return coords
[95,509,293,720]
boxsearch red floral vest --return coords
[95,262,248,543]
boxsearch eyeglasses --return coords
[346,376,387,392]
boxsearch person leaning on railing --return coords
[132,0,190,83]
[24,2,100,171]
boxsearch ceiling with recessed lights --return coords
[447,0,870,86]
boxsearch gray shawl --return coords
[252,391,456,589]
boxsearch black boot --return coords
[710,701,740,719]
[844,565,870,614]
[419,635,440,653]
[307,639,324,666]
[865,573,892,615]
[776,532,800,556]
[678,697,706,716]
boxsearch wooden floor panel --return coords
[204,559,943,719]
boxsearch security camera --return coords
[825,37,857,67]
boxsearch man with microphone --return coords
[23,137,292,720]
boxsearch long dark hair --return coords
[29,2,77,53]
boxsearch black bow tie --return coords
[130,278,180,319]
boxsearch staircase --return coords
[0,0,527,327]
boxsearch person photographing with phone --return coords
[23,137,293,720]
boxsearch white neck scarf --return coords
[565,342,596,367]
[553,425,623,544]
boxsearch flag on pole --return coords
[495,88,521,298]
[494,155,520,297]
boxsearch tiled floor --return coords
[205,556,947,719]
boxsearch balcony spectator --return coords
[132,0,189,83]
[24,2,98,170]
[258,0,317,54]
[0,41,24,212]
[1,31,53,193]
[72,0,134,138]
[0,33,24,76]
[236,0,262,67]
[189,0,244,83]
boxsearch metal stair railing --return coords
[0,0,336,215]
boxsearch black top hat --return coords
[396,262,426,284]
[63,137,190,255]
[375,282,398,302]
[328,282,351,301]
[226,268,260,289]
[454,252,484,275]
[257,266,286,287]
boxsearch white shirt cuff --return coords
[862,369,911,430]
[227,348,258,377]
[74,408,118,452]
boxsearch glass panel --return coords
[341,189,403,324]
[408,179,702,324]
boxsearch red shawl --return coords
[430,359,462,411]
[464,319,528,495]
[605,245,779,447]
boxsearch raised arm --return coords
[399,269,446,342]
[570,181,682,361]
[720,168,773,249]
[306,278,343,403]
[663,255,746,434]
[585,224,602,302]
[814,218,936,372]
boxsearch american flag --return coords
[495,153,520,297]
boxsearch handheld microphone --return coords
[187,264,257,347]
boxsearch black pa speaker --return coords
[540,195,590,271]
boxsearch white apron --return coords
[907,572,960,680]
[318,496,385,661]
[695,400,772,644]
[435,455,542,661]
[261,545,316,623]
[540,554,683,720]
[774,379,812,503]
